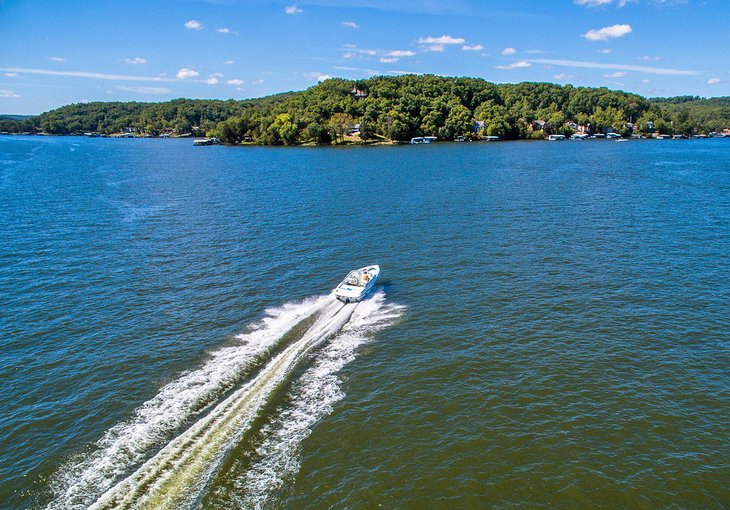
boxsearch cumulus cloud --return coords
[123,57,147,65]
[707,77,721,84]
[305,72,331,82]
[501,47,516,56]
[583,24,632,41]
[176,68,199,79]
[417,35,465,44]
[227,79,244,85]
[426,44,445,52]
[603,71,627,78]
[206,73,224,84]
[216,28,237,35]
[117,86,172,94]
[495,61,531,70]
[184,20,203,30]
[462,44,483,51]
[285,6,302,14]
[0,89,19,97]
[46,56,65,62]
[341,21,359,29]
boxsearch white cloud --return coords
[380,57,399,63]
[227,79,244,85]
[603,71,627,78]
[184,19,203,30]
[305,72,331,82]
[334,65,379,75]
[46,56,65,62]
[216,27,237,35]
[641,79,651,83]
[526,58,698,75]
[462,44,483,51]
[426,44,445,52]
[384,50,416,57]
[252,79,264,85]
[341,21,359,29]
[599,49,613,54]
[554,73,574,80]
[123,57,147,65]
[4,72,20,77]
[583,24,632,41]
[575,0,633,6]
[0,66,181,82]
[285,6,302,14]
[0,89,19,97]
[206,73,224,84]
[501,47,516,56]
[495,61,531,70]
[118,86,172,94]
[223,60,235,65]
[417,35,465,44]
[176,68,199,79]
[707,78,721,84]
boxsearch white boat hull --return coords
[334,265,380,303]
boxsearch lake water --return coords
[1,136,728,509]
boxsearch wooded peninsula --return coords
[2,75,729,143]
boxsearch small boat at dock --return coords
[410,136,437,144]
[334,265,380,303]
[193,137,221,146]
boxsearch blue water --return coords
[0,136,728,508]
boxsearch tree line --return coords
[2,76,728,142]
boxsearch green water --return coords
[0,136,728,508]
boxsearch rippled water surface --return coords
[1,136,728,508]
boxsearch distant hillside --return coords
[0,114,34,120]
[650,97,730,132]
[3,76,729,142]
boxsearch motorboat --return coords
[334,265,380,303]
[193,137,221,146]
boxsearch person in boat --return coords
[362,271,370,284]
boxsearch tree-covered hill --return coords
[3,76,728,142]
[650,97,730,133]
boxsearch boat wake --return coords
[48,291,402,509]
[215,292,404,509]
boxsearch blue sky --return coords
[1,0,728,114]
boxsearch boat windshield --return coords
[344,271,362,286]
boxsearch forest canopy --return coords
[2,76,728,143]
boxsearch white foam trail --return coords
[234,291,405,509]
[49,294,332,510]
[87,297,357,509]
